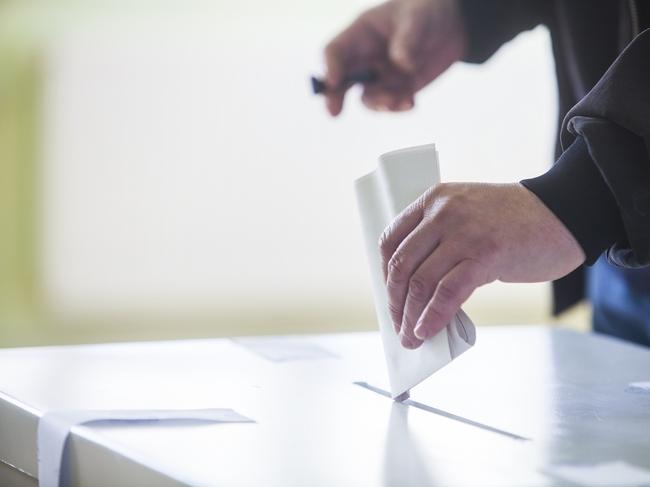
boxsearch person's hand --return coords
[379,183,585,349]
[323,0,466,116]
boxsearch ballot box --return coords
[0,326,649,486]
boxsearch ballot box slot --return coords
[353,381,531,442]
[0,456,37,480]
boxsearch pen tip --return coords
[311,76,326,95]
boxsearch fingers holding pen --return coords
[322,3,420,116]
[323,55,416,114]
[323,11,382,116]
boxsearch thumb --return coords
[388,7,426,73]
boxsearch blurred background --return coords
[0,0,589,347]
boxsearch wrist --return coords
[521,136,626,265]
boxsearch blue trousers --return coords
[588,256,650,347]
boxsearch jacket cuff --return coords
[568,118,650,267]
[521,136,626,266]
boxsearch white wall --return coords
[37,1,558,328]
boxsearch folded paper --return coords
[38,408,253,487]
[354,144,476,398]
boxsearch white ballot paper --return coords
[355,144,476,398]
[38,408,254,487]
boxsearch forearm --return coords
[521,128,632,266]
[525,29,650,268]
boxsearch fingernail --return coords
[414,324,429,340]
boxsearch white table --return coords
[0,326,649,486]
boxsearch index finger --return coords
[323,42,348,116]
[379,195,426,282]
[324,40,346,87]
[323,14,377,116]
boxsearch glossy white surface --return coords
[0,326,649,486]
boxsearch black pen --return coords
[310,70,379,95]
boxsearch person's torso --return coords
[548,0,650,292]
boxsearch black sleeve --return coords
[458,0,549,63]
[521,127,631,265]
[522,30,650,268]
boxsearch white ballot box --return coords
[0,327,649,486]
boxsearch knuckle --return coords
[433,182,451,197]
[387,252,408,283]
[388,252,404,283]
[433,204,454,226]
[408,274,430,302]
[405,196,426,219]
[445,193,468,213]
[425,304,451,328]
[387,301,400,314]
[378,227,391,253]
[378,230,393,270]
[436,197,470,227]
[422,185,438,205]
[435,279,459,306]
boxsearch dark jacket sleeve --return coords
[521,29,650,268]
[458,0,549,63]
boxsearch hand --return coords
[379,183,586,349]
[323,0,467,116]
